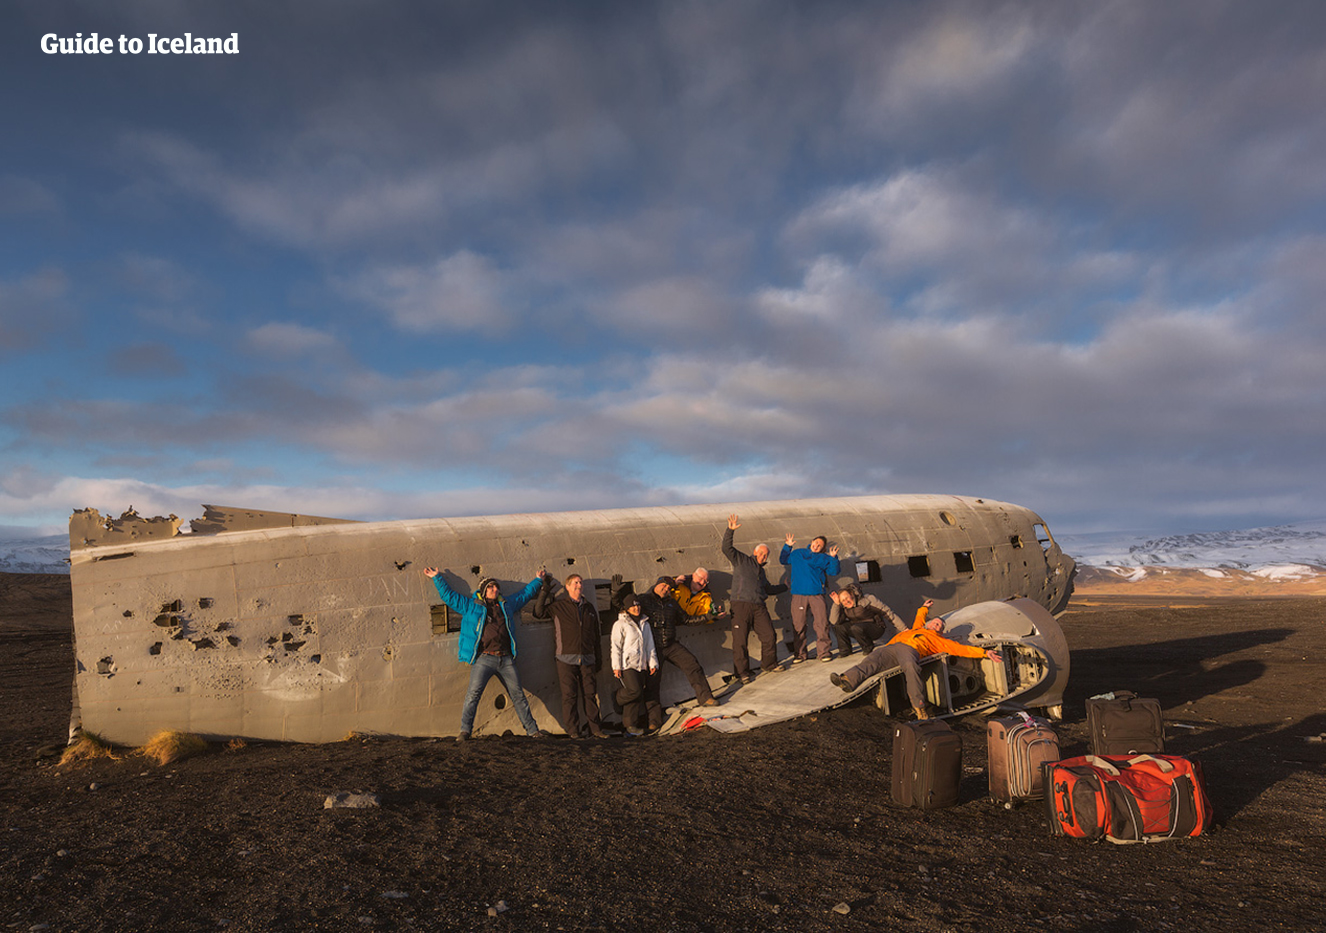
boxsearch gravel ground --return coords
[1,573,1323,932]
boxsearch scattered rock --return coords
[381,891,408,900]
[324,792,380,809]
[88,783,99,791]
[832,902,851,915]
[487,900,509,917]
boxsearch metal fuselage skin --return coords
[68,494,1075,743]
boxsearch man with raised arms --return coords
[722,514,787,683]
[424,567,548,740]
[780,532,840,662]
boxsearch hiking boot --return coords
[456,731,471,742]
[829,673,853,693]
[699,697,720,707]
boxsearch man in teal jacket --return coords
[779,533,840,663]
[424,567,548,740]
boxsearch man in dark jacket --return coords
[829,584,905,656]
[617,576,719,716]
[722,514,788,682]
[536,573,606,738]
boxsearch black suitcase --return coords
[1086,690,1165,756]
[891,720,962,809]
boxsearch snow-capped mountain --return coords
[1057,519,1326,572]
[0,533,69,574]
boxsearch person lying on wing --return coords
[829,599,1001,720]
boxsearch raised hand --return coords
[728,514,740,530]
[829,544,840,557]
[785,532,795,546]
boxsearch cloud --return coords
[345,251,515,335]
[246,322,341,357]
[0,266,73,354]
[0,174,60,217]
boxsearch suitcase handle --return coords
[1124,754,1174,772]
[1054,781,1074,827]
[1084,755,1122,776]
[1084,754,1175,775]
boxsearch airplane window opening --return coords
[954,551,974,574]
[939,511,956,526]
[907,555,931,578]
[493,694,507,711]
[1033,524,1053,553]
[565,557,575,565]
[430,604,458,636]
[1010,535,1023,549]
[470,565,481,575]
[856,560,881,583]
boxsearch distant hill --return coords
[1057,520,1326,596]
[0,533,69,574]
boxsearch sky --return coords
[2,1,1325,540]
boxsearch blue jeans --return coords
[460,653,541,735]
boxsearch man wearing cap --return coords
[535,573,606,739]
[619,576,719,716]
[829,584,904,656]
[829,600,1002,720]
[780,532,841,662]
[721,513,787,682]
[424,567,549,740]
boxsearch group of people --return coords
[424,511,993,737]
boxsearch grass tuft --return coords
[59,730,119,767]
[225,737,247,752]
[139,730,209,766]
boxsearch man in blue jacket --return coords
[779,533,840,663]
[424,566,548,740]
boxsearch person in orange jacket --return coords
[828,599,1002,719]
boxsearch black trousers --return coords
[659,641,713,703]
[556,659,602,736]
[616,668,663,731]
[731,600,778,676]
[831,621,887,656]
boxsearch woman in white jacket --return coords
[611,594,660,735]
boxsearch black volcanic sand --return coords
[2,572,1323,932]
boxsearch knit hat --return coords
[476,577,500,598]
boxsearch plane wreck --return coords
[67,495,1076,743]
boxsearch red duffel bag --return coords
[1042,753,1214,844]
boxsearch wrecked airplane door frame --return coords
[67,495,1076,744]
